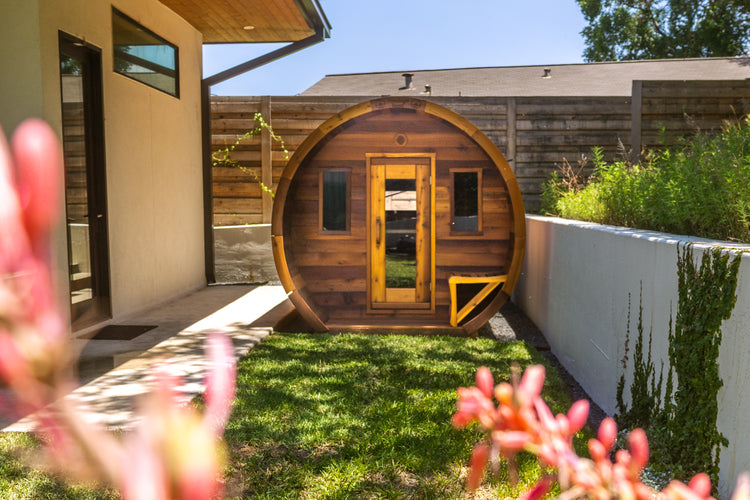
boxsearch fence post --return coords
[506,97,517,173]
[630,80,643,164]
[261,96,273,224]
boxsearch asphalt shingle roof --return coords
[301,57,750,97]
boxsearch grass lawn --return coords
[385,254,417,288]
[0,332,587,499]
[224,333,586,499]
[0,433,117,500]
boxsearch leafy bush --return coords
[541,118,750,243]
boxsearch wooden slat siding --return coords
[211,81,750,221]
[635,80,750,155]
[211,97,263,225]
[210,96,509,221]
[514,96,632,210]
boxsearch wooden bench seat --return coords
[449,274,507,327]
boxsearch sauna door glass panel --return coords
[60,34,111,330]
[385,178,417,289]
[370,161,432,308]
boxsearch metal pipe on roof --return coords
[204,31,326,87]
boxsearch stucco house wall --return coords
[0,0,205,325]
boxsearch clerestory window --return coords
[112,8,179,97]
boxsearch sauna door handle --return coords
[375,217,382,246]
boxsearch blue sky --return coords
[202,0,588,96]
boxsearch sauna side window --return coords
[319,169,351,234]
[450,169,482,234]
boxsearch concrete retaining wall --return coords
[213,224,279,284]
[514,215,750,498]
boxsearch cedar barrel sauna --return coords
[272,97,525,334]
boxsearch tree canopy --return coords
[577,0,750,61]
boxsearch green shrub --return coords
[540,118,750,243]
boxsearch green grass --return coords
[224,333,587,499]
[0,433,117,500]
[385,254,417,288]
[0,333,589,499]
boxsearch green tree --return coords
[577,0,750,61]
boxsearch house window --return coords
[320,169,350,233]
[112,8,179,97]
[451,169,482,233]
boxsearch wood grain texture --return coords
[273,97,521,333]
[213,83,748,217]
[158,0,317,43]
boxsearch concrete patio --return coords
[2,284,290,432]
[1,282,586,433]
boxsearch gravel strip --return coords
[482,301,607,430]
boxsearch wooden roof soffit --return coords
[158,0,330,43]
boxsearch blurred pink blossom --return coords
[119,338,235,500]
[0,119,236,499]
[452,364,742,500]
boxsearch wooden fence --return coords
[210,80,750,223]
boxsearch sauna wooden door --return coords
[368,156,434,310]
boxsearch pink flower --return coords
[467,443,490,491]
[627,428,649,473]
[0,119,69,409]
[476,365,494,398]
[119,364,228,500]
[10,119,62,251]
[597,417,618,451]
[0,119,236,499]
[203,331,237,434]
[567,399,590,434]
[452,386,496,430]
[517,364,545,405]
[452,364,750,500]
[519,476,553,500]
[732,473,750,500]
[689,473,713,498]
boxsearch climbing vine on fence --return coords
[616,244,742,488]
[212,112,288,198]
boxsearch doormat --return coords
[90,324,157,341]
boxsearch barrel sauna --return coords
[272,97,525,334]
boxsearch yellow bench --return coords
[449,274,507,327]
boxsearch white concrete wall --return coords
[0,0,206,322]
[213,225,280,284]
[514,215,750,498]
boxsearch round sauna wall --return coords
[272,97,525,334]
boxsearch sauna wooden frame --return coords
[271,97,525,334]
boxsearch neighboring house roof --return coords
[158,0,330,43]
[301,57,750,97]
